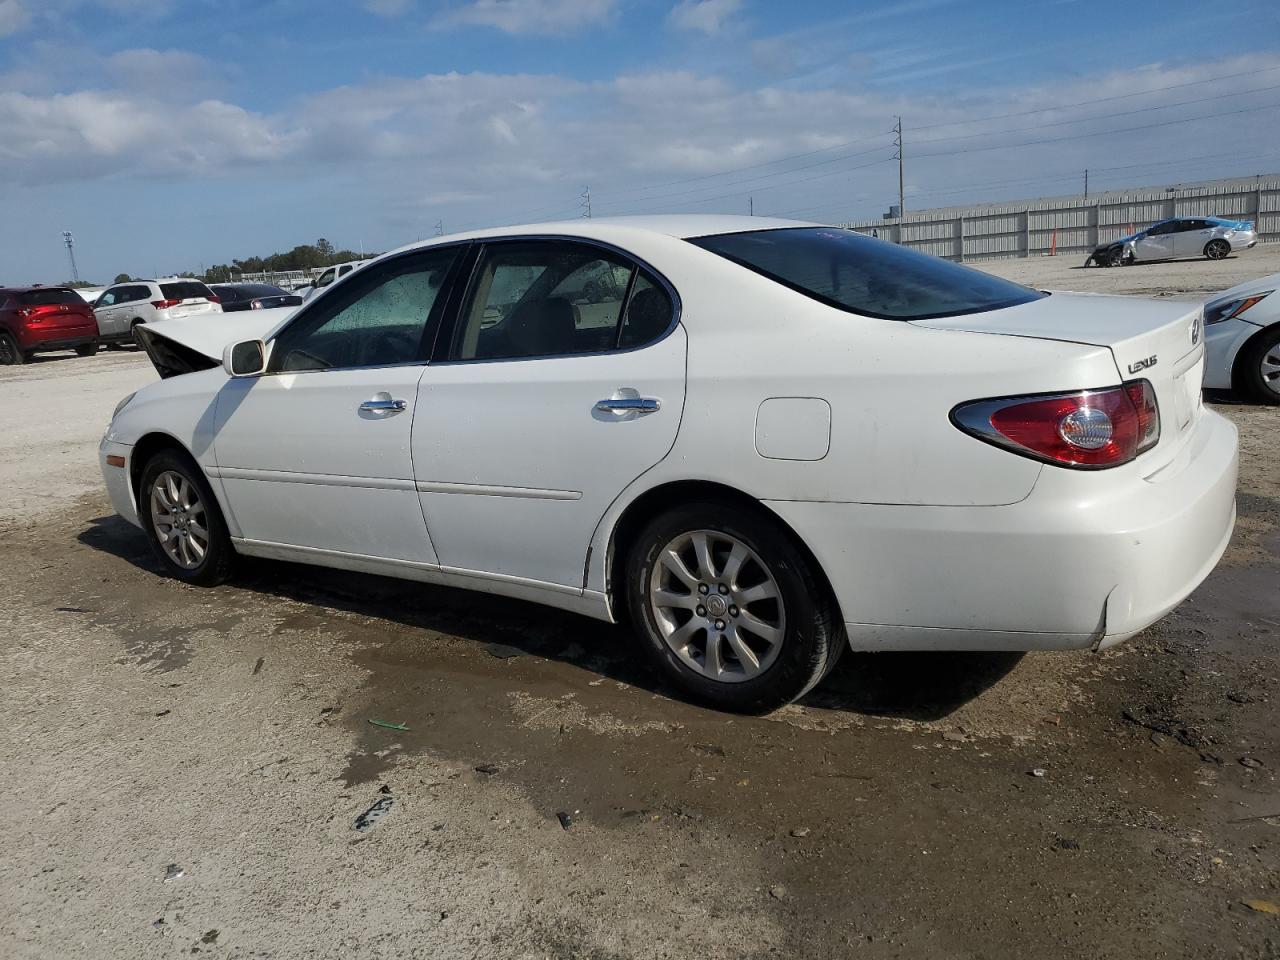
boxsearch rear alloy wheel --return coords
[0,332,26,365]
[625,502,844,712]
[140,450,235,586]
[1205,239,1231,260]
[74,342,98,357]
[1239,326,1280,406]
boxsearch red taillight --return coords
[150,298,182,309]
[206,294,220,304]
[953,381,1160,469]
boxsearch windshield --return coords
[690,227,1044,321]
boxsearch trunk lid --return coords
[26,303,94,329]
[166,299,219,320]
[912,291,1206,463]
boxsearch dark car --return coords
[210,283,304,312]
[0,286,99,364]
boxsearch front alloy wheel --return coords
[150,470,211,570]
[140,450,235,585]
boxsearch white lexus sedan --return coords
[101,217,1238,712]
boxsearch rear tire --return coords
[139,449,236,586]
[623,501,844,713]
[0,332,26,365]
[74,342,98,357]
[1205,239,1230,260]
[1238,326,1280,405]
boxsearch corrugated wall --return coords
[846,175,1279,261]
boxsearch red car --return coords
[0,286,100,364]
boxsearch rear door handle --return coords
[595,397,660,413]
[360,397,407,412]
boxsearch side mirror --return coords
[223,339,267,378]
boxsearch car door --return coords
[1131,221,1175,261]
[93,287,122,336]
[1173,218,1210,258]
[412,239,686,590]
[211,246,465,562]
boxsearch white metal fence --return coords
[844,174,1280,262]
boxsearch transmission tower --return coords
[580,186,592,219]
[62,231,80,282]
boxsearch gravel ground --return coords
[1,254,1278,959]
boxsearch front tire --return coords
[139,450,235,586]
[74,342,98,357]
[1105,247,1125,267]
[1205,239,1230,260]
[1239,326,1280,405]
[624,501,844,712]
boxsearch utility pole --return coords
[893,117,905,217]
[748,196,754,216]
[62,231,80,282]
[1083,168,1089,199]
[580,185,592,219]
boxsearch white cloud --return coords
[666,0,742,35]
[438,0,615,35]
[0,51,1277,237]
[0,0,30,36]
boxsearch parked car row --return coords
[1085,216,1257,267]
[0,278,308,363]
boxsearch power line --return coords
[910,100,1280,160]
[907,62,1280,133]
[595,153,896,217]
[595,142,893,209]
[910,80,1280,147]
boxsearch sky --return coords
[1,0,1278,283]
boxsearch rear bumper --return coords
[17,324,98,351]
[1229,235,1258,251]
[764,409,1239,651]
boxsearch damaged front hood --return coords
[134,308,295,378]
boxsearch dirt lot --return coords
[2,252,1278,959]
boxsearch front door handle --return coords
[359,397,407,413]
[595,397,660,413]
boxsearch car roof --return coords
[383,214,821,258]
[0,285,75,293]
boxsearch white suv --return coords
[301,259,372,302]
[93,279,223,347]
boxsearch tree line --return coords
[204,238,371,281]
[106,238,375,286]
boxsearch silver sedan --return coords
[1086,216,1257,267]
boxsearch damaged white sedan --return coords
[101,217,1238,711]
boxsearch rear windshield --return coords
[160,281,215,301]
[689,227,1045,321]
[18,288,83,306]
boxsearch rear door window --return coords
[690,227,1043,321]
[452,241,640,360]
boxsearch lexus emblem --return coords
[1190,315,1202,346]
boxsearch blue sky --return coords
[1,0,1278,282]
